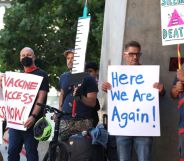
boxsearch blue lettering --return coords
[146,93,154,101]
[141,113,149,123]
[111,90,120,101]
[111,72,144,88]
[110,90,128,101]
[119,113,128,128]
[119,74,128,85]
[111,72,118,88]
[112,106,120,122]
[133,89,142,101]
[136,74,144,84]
[133,89,155,102]
[129,112,135,122]
[112,107,151,128]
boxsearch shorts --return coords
[59,119,93,139]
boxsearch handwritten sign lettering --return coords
[2,72,43,130]
[160,0,184,45]
[108,65,160,136]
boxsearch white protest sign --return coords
[0,87,6,121]
[108,65,160,136]
[0,121,2,144]
[161,1,184,45]
[2,72,43,130]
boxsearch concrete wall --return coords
[124,1,182,161]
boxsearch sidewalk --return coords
[0,141,49,161]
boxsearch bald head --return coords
[20,47,36,67]
[20,47,35,56]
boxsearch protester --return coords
[85,61,100,127]
[58,49,98,138]
[170,68,184,161]
[102,41,165,161]
[7,47,49,161]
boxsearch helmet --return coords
[33,117,52,141]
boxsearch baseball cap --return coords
[64,49,75,57]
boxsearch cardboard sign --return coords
[161,1,184,45]
[2,72,43,130]
[108,65,160,136]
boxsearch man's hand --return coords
[153,82,164,94]
[177,69,184,83]
[175,81,184,93]
[24,116,35,129]
[101,82,111,93]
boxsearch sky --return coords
[0,6,5,30]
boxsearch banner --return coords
[161,1,184,45]
[108,65,160,136]
[2,72,43,130]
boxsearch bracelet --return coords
[31,114,37,119]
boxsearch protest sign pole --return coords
[177,44,182,69]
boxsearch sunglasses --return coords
[124,52,142,57]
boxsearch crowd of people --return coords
[0,40,183,161]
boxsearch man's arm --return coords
[24,90,47,128]
[59,89,64,111]
[81,92,97,107]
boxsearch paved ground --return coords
[0,141,49,161]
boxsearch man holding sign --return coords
[102,41,165,161]
[6,47,49,161]
[170,68,184,161]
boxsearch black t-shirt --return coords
[28,68,49,120]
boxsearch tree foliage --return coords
[0,0,105,88]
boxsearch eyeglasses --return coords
[124,52,141,57]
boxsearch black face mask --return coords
[21,57,33,67]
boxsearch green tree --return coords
[0,0,105,88]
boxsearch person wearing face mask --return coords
[7,47,49,161]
